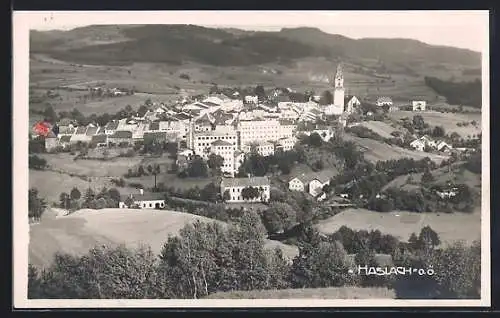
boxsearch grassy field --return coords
[315,208,481,245]
[382,163,481,192]
[204,286,395,299]
[29,170,117,203]
[344,134,449,164]
[356,121,400,139]
[388,110,482,138]
[40,153,144,177]
[29,208,299,269]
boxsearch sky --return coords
[16,11,489,52]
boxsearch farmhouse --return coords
[288,169,338,197]
[44,131,59,152]
[220,176,270,203]
[412,100,427,111]
[436,141,453,153]
[376,96,393,107]
[104,121,119,135]
[409,139,426,152]
[119,191,166,209]
[344,95,361,113]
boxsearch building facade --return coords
[220,176,270,203]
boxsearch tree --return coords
[418,226,440,249]
[319,90,334,105]
[421,169,435,184]
[241,186,260,201]
[432,126,446,138]
[261,202,297,234]
[412,115,426,130]
[137,105,149,117]
[29,155,47,170]
[200,182,220,202]
[254,85,266,102]
[43,106,58,123]
[33,245,162,299]
[186,157,208,178]
[70,187,81,201]
[290,240,357,288]
[222,190,231,202]
[427,240,480,298]
[59,192,70,209]
[138,165,145,176]
[124,196,135,208]
[28,188,46,222]
[207,154,224,175]
[308,133,323,147]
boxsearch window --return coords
[150,203,153,208]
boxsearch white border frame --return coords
[12,10,491,308]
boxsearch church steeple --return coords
[334,63,344,89]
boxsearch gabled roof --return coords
[85,126,99,136]
[290,168,339,185]
[110,131,133,139]
[75,126,87,134]
[120,192,166,203]
[91,134,107,143]
[376,96,393,103]
[221,176,270,188]
[149,122,160,131]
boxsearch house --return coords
[376,97,393,107]
[242,141,275,157]
[91,134,108,147]
[276,136,297,152]
[71,126,91,143]
[118,190,166,209]
[436,141,452,153]
[244,95,259,104]
[412,100,427,112]
[59,135,72,149]
[288,169,338,197]
[344,95,361,113]
[104,121,119,135]
[44,131,59,152]
[410,139,426,152]
[388,105,400,112]
[220,176,270,203]
[108,130,133,145]
[210,139,236,176]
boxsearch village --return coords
[30,64,476,211]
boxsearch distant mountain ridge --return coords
[30,24,481,68]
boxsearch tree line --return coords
[28,213,481,299]
[424,76,481,108]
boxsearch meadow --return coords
[343,134,449,164]
[388,110,482,138]
[355,121,399,139]
[205,286,396,299]
[315,208,481,245]
[29,208,299,269]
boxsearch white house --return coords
[376,97,393,107]
[288,169,338,197]
[242,141,275,157]
[221,176,270,203]
[410,139,426,152]
[244,95,259,104]
[344,95,361,113]
[119,190,166,209]
[436,141,452,153]
[276,136,297,152]
[412,100,427,112]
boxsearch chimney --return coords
[139,188,144,196]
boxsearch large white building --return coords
[220,176,270,203]
[238,119,295,149]
[242,141,275,157]
[190,129,238,160]
[210,139,236,176]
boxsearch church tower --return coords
[333,63,345,110]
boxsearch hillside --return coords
[29,208,299,269]
[30,25,481,69]
[204,286,396,299]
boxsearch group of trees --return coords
[29,188,47,222]
[424,76,481,108]
[59,187,121,211]
[178,157,209,178]
[28,216,481,299]
[29,155,47,170]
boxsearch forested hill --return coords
[31,25,481,68]
[424,77,482,108]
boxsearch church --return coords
[324,64,360,116]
